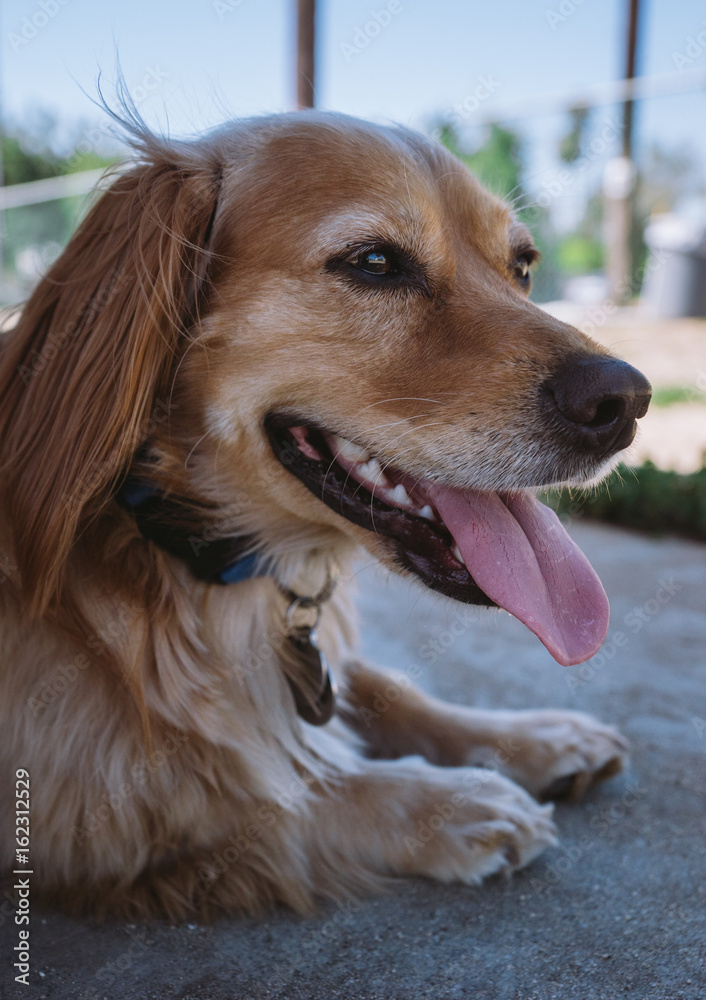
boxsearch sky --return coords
[1,0,705,218]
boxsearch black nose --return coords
[544,356,652,456]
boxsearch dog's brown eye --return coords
[325,242,432,296]
[514,256,532,286]
[355,250,391,274]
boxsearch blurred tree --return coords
[555,188,604,276]
[2,113,116,185]
[437,122,523,201]
[1,114,117,299]
[2,134,64,185]
[437,121,564,301]
[558,106,590,164]
[637,142,703,215]
[556,233,604,274]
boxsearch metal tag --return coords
[285,628,336,726]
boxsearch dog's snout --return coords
[544,357,652,456]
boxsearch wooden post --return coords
[296,0,316,109]
[623,0,640,159]
[605,0,640,304]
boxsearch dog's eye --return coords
[513,255,533,288]
[324,242,432,297]
[354,250,392,275]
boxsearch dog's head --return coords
[0,111,650,666]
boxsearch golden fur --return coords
[0,111,633,920]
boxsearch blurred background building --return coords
[1,0,705,477]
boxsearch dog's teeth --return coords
[418,504,435,521]
[333,434,370,463]
[390,484,409,505]
[358,458,387,485]
[452,543,466,567]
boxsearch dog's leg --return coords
[108,755,557,918]
[302,756,558,890]
[341,661,629,800]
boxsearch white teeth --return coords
[390,484,409,505]
[452,544,466,567]
[333,434,370,464]
[418,504,435,521]
[358,458,388,485]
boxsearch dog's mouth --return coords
[265,414,610,666]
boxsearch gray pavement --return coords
[1,522,705,1000]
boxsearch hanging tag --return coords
[280,567,339,726]
[285,627,336,726]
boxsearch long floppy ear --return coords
[0,135,222,615]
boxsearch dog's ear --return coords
[0,141,222,615]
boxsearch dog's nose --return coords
[544,356,652,456]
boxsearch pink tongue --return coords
[425,486,609,666]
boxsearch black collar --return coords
[116,476,337,726]
[116,478,264,585]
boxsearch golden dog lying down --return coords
[0,110,650,919]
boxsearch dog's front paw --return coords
[399,766,557,885]
[482,709,629,801]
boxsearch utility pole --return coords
[296,0,316,109]
[622,0,640,159]
[604,0,640,304]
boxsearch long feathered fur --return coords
[0,107,633,920]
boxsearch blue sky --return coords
[2,0,705,212]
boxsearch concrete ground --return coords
[2,521,705,1000]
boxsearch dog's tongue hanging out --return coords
[424,485,609,667]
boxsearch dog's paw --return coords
[473,709,629,801]
[399,766,557,885]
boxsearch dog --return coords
[0,109,651,920]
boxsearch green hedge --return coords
[541,462,706,542]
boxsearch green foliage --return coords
[559,106,590,164]
[438,123,523,201]
[556,234,604,274]
[437,120,565,301]
[2,134,65,184]
[0,122,116,297]
[2,130,115,185]
[542,462,706,541]
[651,385,706,407]
[462,125,523,201]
